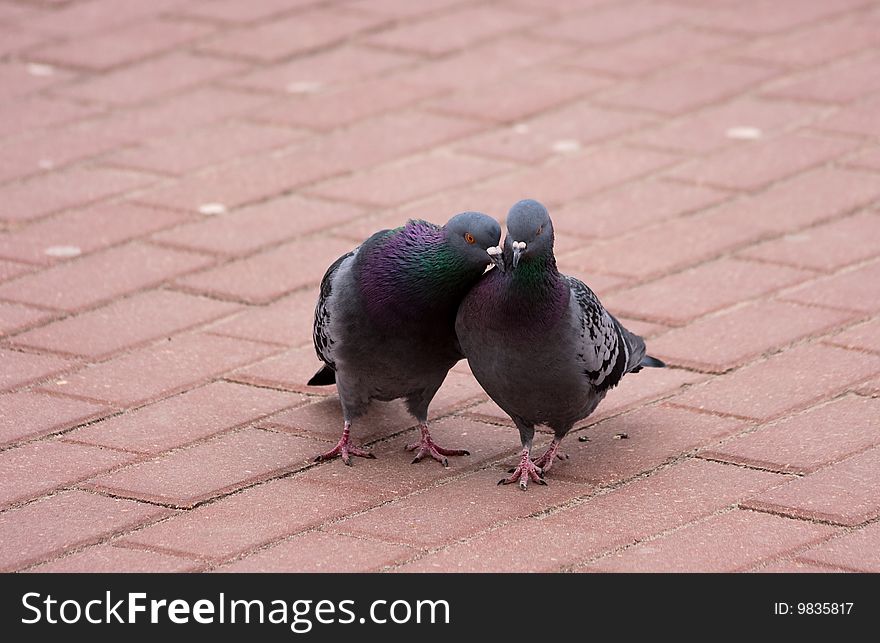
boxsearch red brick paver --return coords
[11,290,240,359]
[32,20,215,71]
[665,133,856,192]
[121,476,381,561]
[783,260,880,314]
[330,469,584,548]
[217,531,416,573]
[0,392,111,447]
[701,395,880,474]
[29,544,203,574]
[0,203,188,266]
[174,236,354,304]
[0,440,136,510]
[1,168,155,224]
[2,0,878,574]
[545,404,747,486]
[0,348,72,392]
[0,302,54,336]
[743,447,880,526]
[400,459,786,572]
[0,491,171,572]
[0,243,213,312]
[670,343,880,422]
[739,211,880,273]
[586,510,838,573]
[84,428,326,508]
[649,300,857,373]
[604,258,814,325]
[151,195,363,257]
[39,333,281,408]
[797,522,880,573]
[66,381,304,454]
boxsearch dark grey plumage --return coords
[309,212,502,466]
[455,199,664,489]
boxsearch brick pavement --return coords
[1,0,878,573]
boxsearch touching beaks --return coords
[486,245,504,272]
[511,241,526,269]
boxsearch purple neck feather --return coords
[358,220,479,323]
[472,251,569,332]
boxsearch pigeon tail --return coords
[630,355,666,373]
[308,364,336,386]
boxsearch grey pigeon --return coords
[455,199,665,489]
[309,212,502,466]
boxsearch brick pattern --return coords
[29,544,204,573]
[0,491,171,572]
[2,0,878,573]
[38,333,282,408]
[0,243,214,312]
[743,447,880,526]
[586,510,838,573]
[0,203,188,266]
[649,300,857,373]
[0,392,111,447]
[0,440,136,510]
[11,290,241,359]
[701,395,880,474]
[66,381,305,454]
[399,459,786,572]
[670,344,880,422]
[118,475,381,561]
[796,522,880,572]
[0,348,72,392]
[217,531,416,573]
[84,428,327,508]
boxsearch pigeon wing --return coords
[312,248,356,370]
[565,275,646,392]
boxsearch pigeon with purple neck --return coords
[309,212,502,467]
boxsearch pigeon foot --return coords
[532,438,568,472]
[406,424,470,467]
[314,422,375,466]
[499,448,546,491]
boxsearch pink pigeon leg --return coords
[406,423,470,467]
[314,422,375,466]
[532,438,568,472]
[499,447,546,491]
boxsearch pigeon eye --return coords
[464,232,475,244]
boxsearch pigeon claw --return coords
[499,456,545,491]
[531,439,567,473]
[406,425,470,467]
[314,435,375,466]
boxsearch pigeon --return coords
[309,212,502,466]
[455,199,665,489]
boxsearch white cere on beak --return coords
[512,241,527,251]
[486,246,503,256]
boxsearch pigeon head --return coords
[503,199,554,270]
[444,211,503,270]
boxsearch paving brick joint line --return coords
[1,0,879,574]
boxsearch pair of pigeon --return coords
[308,200,664,489]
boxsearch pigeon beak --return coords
[486,245,504,272]
[511,241,526,269]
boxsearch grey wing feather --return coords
[313,248,355,369]
[313,227,402,371]
[565,275,646,392]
